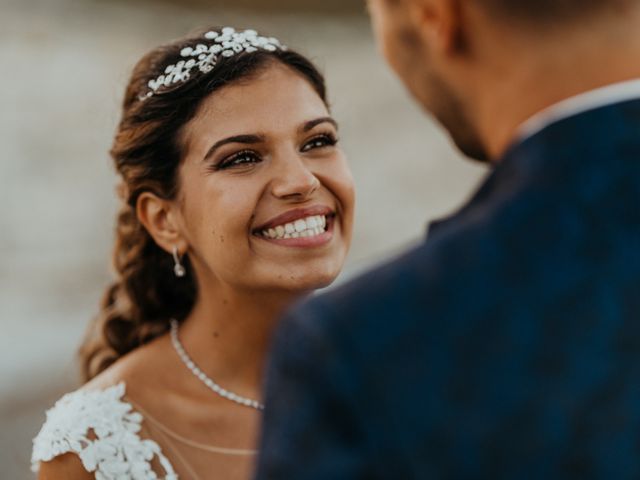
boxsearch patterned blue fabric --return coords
[255,99,640,479]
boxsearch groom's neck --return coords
[467,7,640,160]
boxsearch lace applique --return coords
[31,382,178,480]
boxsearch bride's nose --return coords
[270,149,320,200]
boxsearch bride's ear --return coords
[136,192,187,254]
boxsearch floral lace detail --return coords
[31,382,178,480]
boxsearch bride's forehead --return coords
[188,67,328,133]
[206,64,322,111]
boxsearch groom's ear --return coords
[408,0,463,55]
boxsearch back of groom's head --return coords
[368,0,640,161]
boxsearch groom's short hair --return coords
[481,0,629,24]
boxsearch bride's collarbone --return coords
[86,338,261,448]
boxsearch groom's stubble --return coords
[402,29,489,163]
[425,69,490,163]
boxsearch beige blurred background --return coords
[0,0,486,476]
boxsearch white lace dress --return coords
[31,383,178,480]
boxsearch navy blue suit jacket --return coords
[255,99,640,479]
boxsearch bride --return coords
[31,26,354,479]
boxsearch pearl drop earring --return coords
[172,246,186,278]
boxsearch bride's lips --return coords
[252,205,336,248]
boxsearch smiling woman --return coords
[30,27,354,480]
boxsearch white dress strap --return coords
[31,382,178,480]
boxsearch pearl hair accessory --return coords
[140,27,287,100]
[170,320,265,411]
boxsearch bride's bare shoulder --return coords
[36,453,94,480]
[83,333,175,394]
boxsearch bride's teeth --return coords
[294,219,307,233]
[259,214,330,240]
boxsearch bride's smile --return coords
[253,207,334,244]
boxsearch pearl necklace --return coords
[170,320,265,411]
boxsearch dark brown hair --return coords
[80,28,327,381]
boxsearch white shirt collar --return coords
[516,78,640,143]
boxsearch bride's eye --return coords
[215,150,262,170]
[301,133,338,153]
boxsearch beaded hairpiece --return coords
[140,27,287,100]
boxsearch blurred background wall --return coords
[0,0,486,476]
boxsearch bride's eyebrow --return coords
[203,134,266,161]
[202,118,338,161]
[301,117,339,132]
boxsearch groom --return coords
[256,0,640,477]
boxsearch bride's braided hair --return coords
[80,28,327,381]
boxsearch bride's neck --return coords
[176,284,306,399]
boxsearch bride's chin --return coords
[250,256,345,292]
[289,271,340,292]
